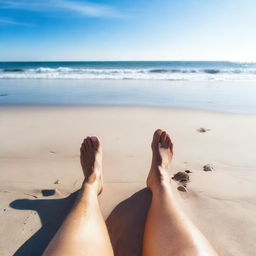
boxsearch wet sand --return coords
[0,106,256,256]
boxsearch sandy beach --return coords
[0,106,256,256]
[2,0,256,254]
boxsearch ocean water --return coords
[0,61,256,113]
[1,61,256,81]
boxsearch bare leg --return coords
[43,137,113,256]
[142,129,218,256]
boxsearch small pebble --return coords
[197,127,210,133]
[203,164,214,172]
[177,186,187,192]
[41,189,56,196]
[172,172,190,187]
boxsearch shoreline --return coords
[1,104,256,116]
[1,79,256,114]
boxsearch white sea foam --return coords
[1,67,256,81]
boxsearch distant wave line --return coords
[1,67,256,80]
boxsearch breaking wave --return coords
[1,67,256,80]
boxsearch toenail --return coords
[157,129,162,135]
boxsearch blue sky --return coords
[0,0,256,61]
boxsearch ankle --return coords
[81,180,99,195]
[151,181,172,196]
[154,180,169,189]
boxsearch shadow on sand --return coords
[10,191,79,256]
[10,188,152,256]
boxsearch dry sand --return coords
[0,106,256,256]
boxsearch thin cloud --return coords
[0,17,33,26]
[0,0,123,18]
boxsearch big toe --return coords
[91,136,100,151]
[152,129,162,148]
[84,137,93,150]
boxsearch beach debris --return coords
[177,186,187,192]
[3,209,6,212]
[203,164,214,172]
[185,170,192,174]
[172,171,190,187]
[197,127,210,133]
[54,180,59,184]
[0,93,8,97]
[41,189,56,197]
[50,151,56,154]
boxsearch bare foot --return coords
[80,136,103,195]
[147,129,173,190]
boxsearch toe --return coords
[164,133,170,146]
[167,136,173,152]
[160,131,167,144]
[163,135,169,148]
[91,136,100,150]
[81,140,86,152]
[170,141,173,152]
[84,137,90,151]
[165,133,173,151]
[152,129,162,149]
[166,136,171,147]
[80,144,85,153]
[88,137,94,149]
[153,129,162,142]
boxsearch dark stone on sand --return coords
[0,93,8,97]
[177,186,187,192]
[197,127,210,133]
[203,164,214,172]
[185,170,192,173]
[54,180,59,184]
[172,171,190,187]
[41,189,56,197]
[3,208,6,211]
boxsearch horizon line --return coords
[1,60,255,63]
